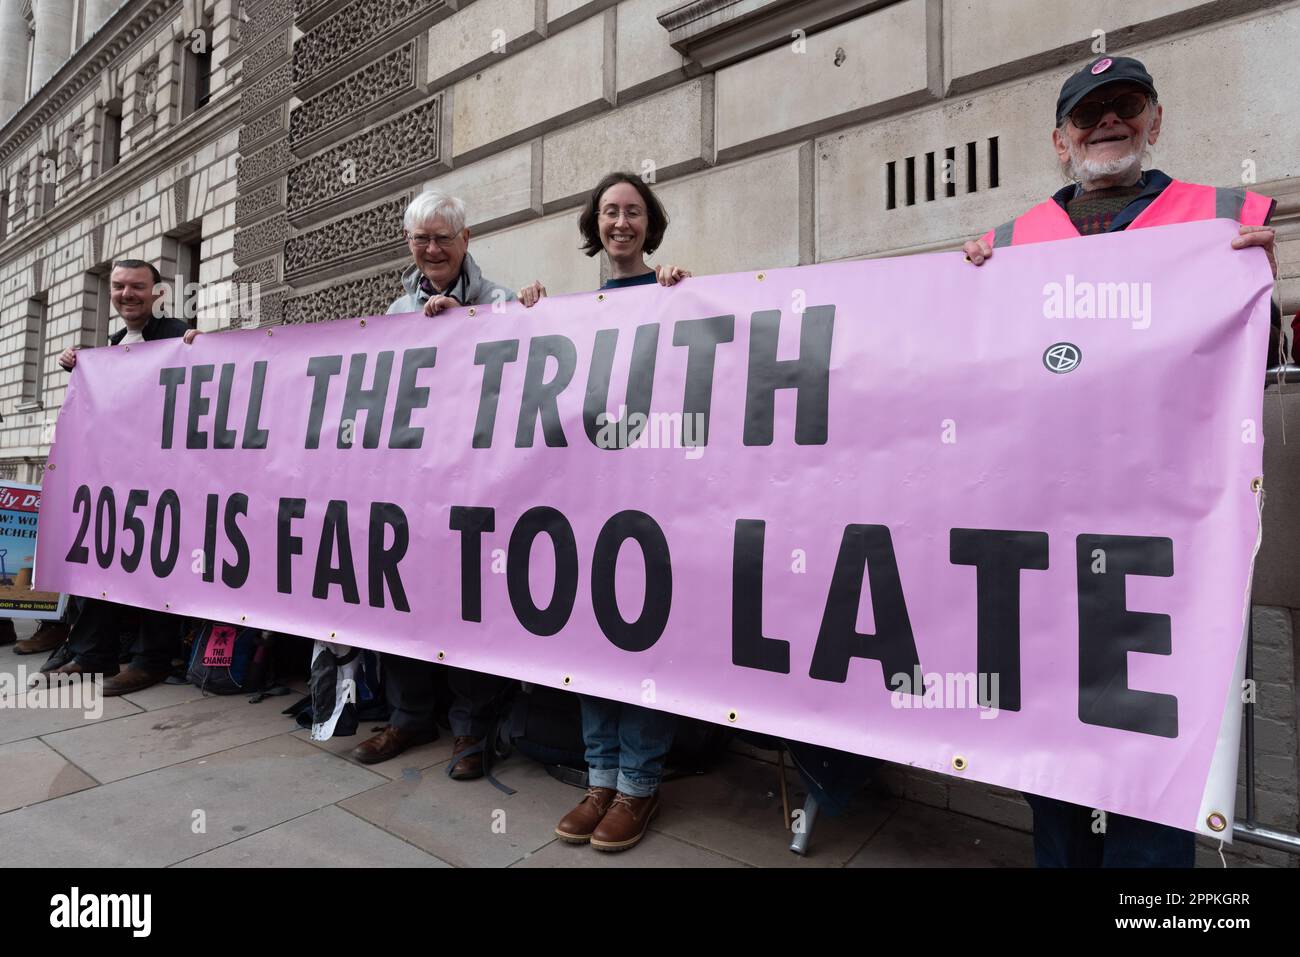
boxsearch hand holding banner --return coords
[36,219,1274,835]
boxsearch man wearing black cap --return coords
[965,55,1277,273]
[964,56,1279,868]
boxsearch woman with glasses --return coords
[552,172,691,852]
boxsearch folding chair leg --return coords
[790,794,819,856]
[778,748,791,830]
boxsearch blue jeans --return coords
[1024,793,1195,867]
[579,695,677,798]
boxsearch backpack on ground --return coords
[283,641,387,738]
[185,621,278,694]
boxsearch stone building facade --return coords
[1,0,1297,864]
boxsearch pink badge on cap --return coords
[1091,58,1113,75]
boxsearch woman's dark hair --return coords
[112,258,163,285]
[578,172,669,258]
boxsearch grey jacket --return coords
[385,252,516,314]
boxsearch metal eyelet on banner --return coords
[1206,812,1227,832]
[756,272,766,281]
[596,293,605,302]
[100,591,106,598]
[727,710,738,722]
[240,615,247,622]
[164,603,170,609]
[952,755,968,771]
[45,463,54,471]
[467,307,476,317]
[1251,476,1263,493]
[562,675,572,686]
[266,329,273,337]
[436,651,445,661]
[359,319,367,328]
[329,631,337,639]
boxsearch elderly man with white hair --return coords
[352,190,539,778]
[387,190,544,316]
[964,55,1278,869]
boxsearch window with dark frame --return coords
[163,225,204,326]
[182,15,214,118]
[38,150,56,215]
[86,265,113,349]
[19,295,48,411]
[101,98,123,173]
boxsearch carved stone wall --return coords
[239,106,288,150]
[234,180,283,222]
[241,0,294,44]
[292,0,441,86]
[283,196,407,280]
[282,268,404,325]
[133,59,159,127]
[233,0,298,332]
[233,213,289,264]
[172,177,189,225]
[256,290,285,326]
[237,138,292,191]
[244,29,289,78]
[286,96,441,217]
[241,61,293,119]
[289,42,416,148]
[234,259,279,286]
[10,169,28,228]
[60,118,85,191]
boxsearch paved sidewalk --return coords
[0,624,1033,867]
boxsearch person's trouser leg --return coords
[382,652,438,734]
[64,597,124,673]
[127,608,183,672]
[615,702,677,798]
[579,694,622,791]
[447,667,510,738]
[1023,793,1103,867]
[1102,815,1195,868]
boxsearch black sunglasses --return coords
[1069,91,1150,129]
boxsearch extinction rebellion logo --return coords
[1043,342,1081,374]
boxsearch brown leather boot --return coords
[13,620,69,655]
[348,725,438,765]
[29,659,113,688]
[591,792,659,852]
[555,787,617,843]
[449,736,485,780]
[102,666,170,697]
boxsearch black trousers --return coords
[65,596,183,673]
[383,652,510,739]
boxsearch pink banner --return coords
[36,219,1272,834]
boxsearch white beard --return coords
[1067,142,1143,187]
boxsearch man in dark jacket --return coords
[38,260,198,695]
[353,192,541,778]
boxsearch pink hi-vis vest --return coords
[979,179,1274,248]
